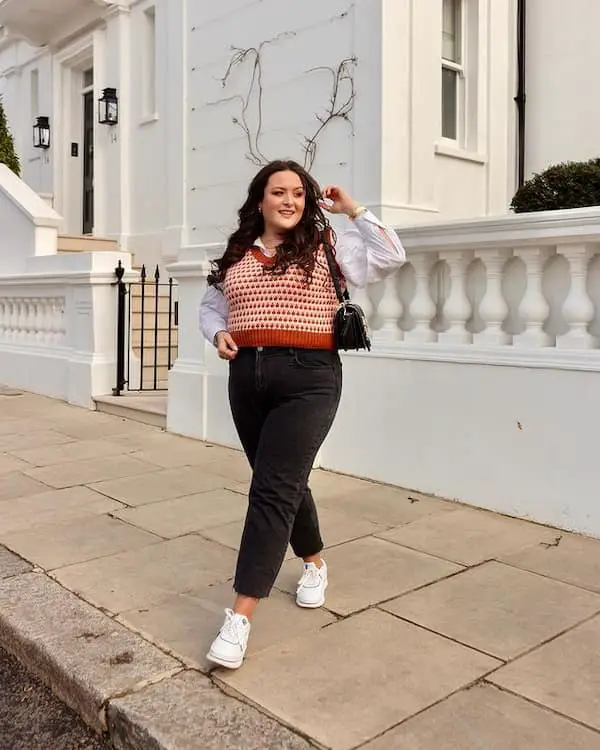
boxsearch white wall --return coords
[525,0,600,176]
[185,0,359,248]
[0,40,54,199]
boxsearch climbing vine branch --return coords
[302,57,357,170]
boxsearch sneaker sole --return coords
[296,580,328,609]
[206,651,244,670]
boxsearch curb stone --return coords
[0,563,315,749]
[108,670,314,750]
[0,571,181,732]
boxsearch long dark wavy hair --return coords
[207,160,335,287]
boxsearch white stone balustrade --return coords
[0,297,66,344]
[346,206,600,369]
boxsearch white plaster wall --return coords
[185,1,362,248]
[525,0,600,176]
[321,355,600,538]
[0,40,54,198]
[379,0,517,226]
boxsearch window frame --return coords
[441,0,466,145]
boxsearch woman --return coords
[199,159,405,669]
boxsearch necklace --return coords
[260,238,281,257]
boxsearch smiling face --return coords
[259,170,306,237]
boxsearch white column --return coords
[438,250,473,344]
[473,249,511,346]
[374,274,403,343]
[557,243,596,349]
[405,253,437,343]
[513,247,552,348]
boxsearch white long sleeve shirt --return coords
[199,210,405,345]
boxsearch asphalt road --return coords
[0,644,113,750]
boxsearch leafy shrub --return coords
[511,158,600,213]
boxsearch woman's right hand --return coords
[215,331,239,360]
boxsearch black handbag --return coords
[322,235,371,352]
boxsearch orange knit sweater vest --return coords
[223,247,339,349]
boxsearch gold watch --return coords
[349,205,368,220]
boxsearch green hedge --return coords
[0,95,20,176]
[511,158,600,213]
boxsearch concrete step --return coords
[94,393,167,428]
[58,235,118,253]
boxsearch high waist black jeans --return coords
[228,346,342,598]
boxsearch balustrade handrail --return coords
[398,206,600,252]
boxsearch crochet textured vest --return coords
[223,247,339,349]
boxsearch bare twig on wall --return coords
[206,30,356,170]
[302,57,357,171]
[217,46,268,166]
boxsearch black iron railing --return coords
[113,261,178,395]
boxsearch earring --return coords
[258,207,262,213]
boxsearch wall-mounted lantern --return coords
[98,87,119,125]
[32,116,51,149]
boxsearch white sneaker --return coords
[296,560,328,608]
[206,608,251,669]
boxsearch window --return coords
[142,6,157,117]
[441,0,463,141]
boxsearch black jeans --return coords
[228,346,342,598]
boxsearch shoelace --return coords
[220,609,248,647]
[297,564,322,591]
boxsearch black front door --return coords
[82,91,94,235]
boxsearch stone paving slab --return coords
[1,515,161,570]
[0,470,48,502]
[500,531,600,593]
[90,466,228,507]
[382,561,600,659]
[490,614,600,732]
[54,535,237,613]
[108,670,312,750]
[0,453,33,475]
[218,608,500,750]
[362,683,600,749]
[276,536,461,616]
[2,390,600,749]
[0,572,181,732]
[377,507,559,565]
[0,429,74,453]
[0,486,123,536]
[10,438,132,467]
[113,489,248,538]
[24,454,156,489]
[118,581,334,672]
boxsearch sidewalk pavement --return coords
[0,387,600,750]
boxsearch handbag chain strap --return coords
[322,229,350,304]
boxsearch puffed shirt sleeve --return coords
[199,284,228,346]
[198,212,405,345]
[334,210,405,288]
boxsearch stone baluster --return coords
[405,253,437,343]
[50,298,61,344]
[439,250,473,344]
[557,243,596,349]
[474,249,511,346]
[513,247,552,347]
[16,299,27,341]
[374,273,403,343]
[0,300,6,340]
[349,284,374,327]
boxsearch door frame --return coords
[53,33,95,235]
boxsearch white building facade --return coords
[0,0,524,270]
[2,0,600,540]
